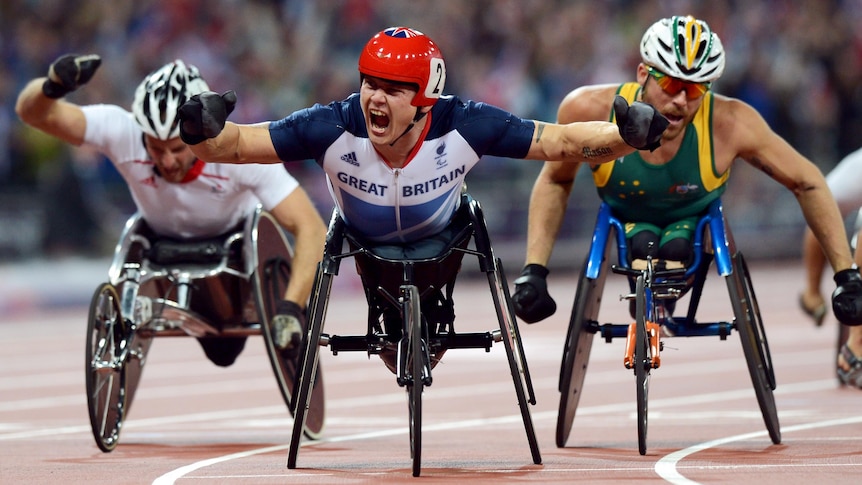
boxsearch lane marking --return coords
[152,413,529,485]
[655,415,862,484]
[148,378,845,484]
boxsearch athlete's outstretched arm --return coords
[524,96,667,163]
[179,90,281,164]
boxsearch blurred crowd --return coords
[2,0,862,262]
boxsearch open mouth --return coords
[369,109,390,132]
[664,112,684,124]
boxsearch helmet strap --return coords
[388,108,428,147]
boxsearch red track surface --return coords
[2,261,861,484]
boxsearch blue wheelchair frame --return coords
[557,198,780,454]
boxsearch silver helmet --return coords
[132,60,209,140]
[640,16,725,83]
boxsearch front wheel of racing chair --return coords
[632,272,652,456]
[556,200,780,453]
[287,194,541,476]
[401,284,426,477]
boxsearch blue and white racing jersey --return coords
[269,94,535,243]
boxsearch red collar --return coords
[179,159,206,183]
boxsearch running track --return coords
[2,261,861,484]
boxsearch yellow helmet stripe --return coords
[683,16,702,69]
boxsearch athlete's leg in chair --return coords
[194,274,248,367]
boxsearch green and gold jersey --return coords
[591,83,728,226]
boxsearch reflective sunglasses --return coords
[646,66,710,100]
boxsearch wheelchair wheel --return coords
[85,283,127,452]
[493,259,542,465]
[403,284,424,477]
[728,253,781,444]
[634,274,651,456]
[288,265,331,469]
[254,210,325,440]
[556,261,606,448]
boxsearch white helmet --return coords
[640,16,725,83]
[132,60,209,140]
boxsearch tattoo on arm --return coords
[582,146,613,159]
[534,123,545,142]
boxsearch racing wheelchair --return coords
[85,205,324,452]
[557,199,780,455]
[286,193,542,477]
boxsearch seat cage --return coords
[586,198,738,339]
[287,193,542,471]
[320,194,508,354]
[105,205,276,338]
[585,198,734,281]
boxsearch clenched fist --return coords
[178,90,237,145]
[613,95,669,152]
[42,54,102,99]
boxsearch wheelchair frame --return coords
[286,194,541,477]
[84,205,324,452]
[557,199,780,454]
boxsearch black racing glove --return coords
[832,268,862,326]
[178,90,237,145]
[613,95,669,152]
[42,54,102,99]
[512,264,557,323]
[272,300,306,358]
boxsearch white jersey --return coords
[826,146,862,218]
[82,104,299,239]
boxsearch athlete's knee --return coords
[630,231,660,261]
[658,237,692,263]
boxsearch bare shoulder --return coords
[711,94,774,150]
[557,84,619,124]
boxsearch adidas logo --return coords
[340,151,359,166]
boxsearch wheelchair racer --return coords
[16,55,326,366]
[512,15,862,332]
[174,26,668,369]
[799,146,862,386]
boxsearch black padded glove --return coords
[178,90,237,145]
[512,264,557,323]
[42,54,102,99]
[271,299,306,358]
[832,268,862,326]
[613,95,669,152]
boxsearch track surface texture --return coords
[2,261,861,484]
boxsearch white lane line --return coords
[655,415,862,485]
[151,413,530,485]
[147,378,842,484]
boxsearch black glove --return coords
[613,95,669,152]
[272,299,306,358]
[512,264,557,323]
[832,268,862,326]
[42,54,102,99]
[178,90,237,145]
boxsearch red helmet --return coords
[358,27,446,107]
